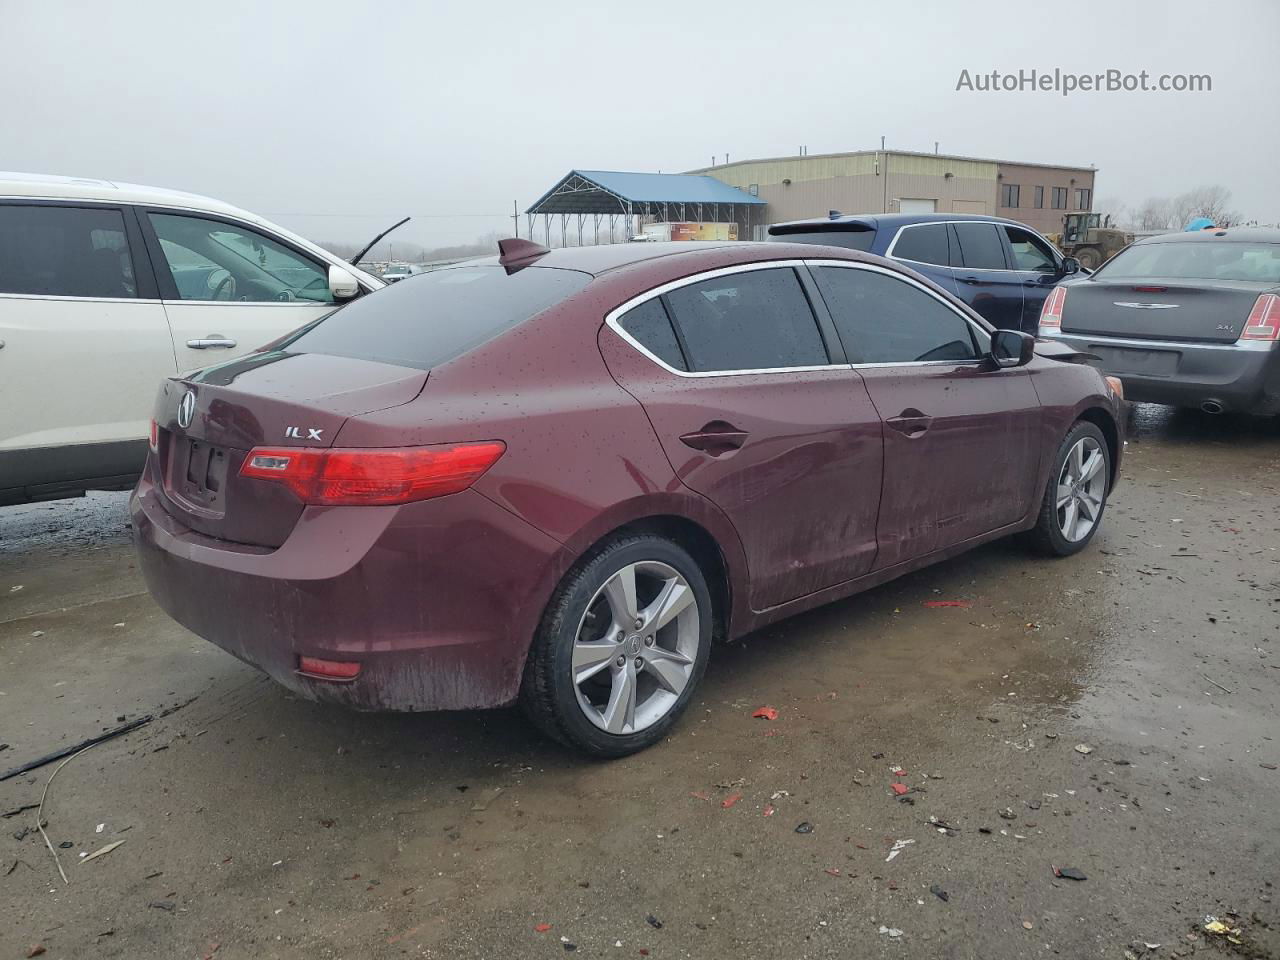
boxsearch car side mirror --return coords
[328,264,361,300]
[990,329,1035,369]
[1061,256,1081,276]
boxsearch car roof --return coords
[464,241,741,276]
[0,170,258,220]
[770,211,1019,232]
[1131,226,1280,245]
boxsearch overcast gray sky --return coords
[5,0,1276,250]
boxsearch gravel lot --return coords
[2,405,1278,959]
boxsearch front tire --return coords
[1075,246,1102,270]
[520,535,713,757]
[1028,421,1111,556]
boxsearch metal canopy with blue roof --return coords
[524,169,764,245]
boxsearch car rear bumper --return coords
[131,469,563,711]
[1039,330,1280,415]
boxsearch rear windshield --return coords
[766,227,876,252]
[285,265,591,369]
[1099,241,1280,283]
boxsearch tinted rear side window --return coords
[0,204,136,297]
[618,298,687,370]
[952,223,1008,270]
[813,266,980,364]
[664,268,829,372]
[891,223,950,265]
[286,265,591,369]
[766,228,876,252]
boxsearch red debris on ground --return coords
[26,947,46,959]
[722,793,741,809]
[923,600,971,608]
[534,923,552,933]
[824,868,841,877]
[763,803,775,817]
[891,783,910,796]
[752,706,779,720]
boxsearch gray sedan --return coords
[1037,227,1280,415]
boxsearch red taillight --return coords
[1240,294,1280,342]
[149,419,159,454]
[298,656,361,680]
[1039,286,1067,328]
[238,441,506,506]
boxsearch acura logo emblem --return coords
[177,390,196,429]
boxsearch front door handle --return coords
[680,421,749,457]
[886,408,932,438]
[187,337,237,350]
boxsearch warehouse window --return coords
[1076,188,1091,210]
[1052,187,1068,210]
[748,183,759,197]
[1000,184,1020,208]
[1034,186,1044,209]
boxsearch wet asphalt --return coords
[1,404,1278,959]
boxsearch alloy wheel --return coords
[1056,436,1106,542]
[571,560,701,735]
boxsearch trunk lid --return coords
[154,351,428,547]
[1061,279,1268,344]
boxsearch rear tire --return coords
[1075,246,1102,270]
[520,535,713,758]
[1027,421,1111,557]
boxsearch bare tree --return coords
[1173,184,1238,226]
[1133,196,1174,231]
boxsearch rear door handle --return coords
[886,409,932,438]
[187,337,237,349]
[958,276,981,285]
[680,421,749,456]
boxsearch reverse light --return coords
[239,441,506,506]
[1104,376,1124,400]
[298,656,361,680]
[1240,293,1280,342]
[1039,286,1067,328]
[148,419,159,454]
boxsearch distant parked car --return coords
[769,213,1082,333]
[1038,227,1280,415]
[0,172,383,505]
[381,262,422,282]
[134,238,1123,756]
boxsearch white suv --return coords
[0,173,383,504]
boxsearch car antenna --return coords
[350,216,411,266]
[497,237,550,266]
[828,209,843,220]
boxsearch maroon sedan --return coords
[133,239,1123,756]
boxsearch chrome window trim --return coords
[605,258,995,376]
[604,260,852,379]
[0,292,163,305]
[884,219,1058,274]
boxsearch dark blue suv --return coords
[768,213,1081,333]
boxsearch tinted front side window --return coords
[150,213,333,303]
[0,204,136,298]
[287,265,591,370]
[618,298,687,370]
[766,227,876,252]
[813,267,980,364]
[1004,226,1058,272]
[952,223,1007,270]
[664,268,828,372]
[891,223,950,265]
